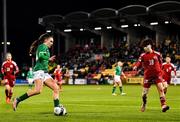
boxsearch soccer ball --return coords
[54,106,67,116]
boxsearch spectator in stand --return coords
[176,60,180,71]
[72,65,78,85]
[64,68,70,84]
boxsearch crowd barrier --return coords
[126,77,144,84]
[172,78,180,85]
[15,79,28,85]
[68,78,87,85]
[14,73,180,85]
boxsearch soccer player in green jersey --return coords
[112,61,126,96]
[26,67,34,89]
[13,33,62,113]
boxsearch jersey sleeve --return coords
[171,63,177,76]
[155,51,163,68]
[134,53,143,69]
[11,61,19,74]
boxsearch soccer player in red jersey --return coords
[1,53,19,103]
[133,39,169,112]
[54,65,63,91]
[162,56,177,94]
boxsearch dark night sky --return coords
[0,0,166,66]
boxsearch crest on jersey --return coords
[10,65,13,68]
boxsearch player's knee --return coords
[53,84,60,93]
[142,89,148,98]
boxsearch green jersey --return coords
[115,66,122,76]
[27,70,34,79]
[33,44,50,72]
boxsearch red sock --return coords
[9,91,13,99]
[5,89,9,98]
[142,94,147,104]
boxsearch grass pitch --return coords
[0,84,179,122]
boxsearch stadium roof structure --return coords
[39,1,180,34]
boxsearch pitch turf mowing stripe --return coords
[0,85,180,122]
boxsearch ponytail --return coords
[29,40,39,56]
[29,32,53,56]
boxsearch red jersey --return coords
[162,62,176,83]
[134,50,163,79]
[54,68,63,81]
[1,60,19,87]
[1,60,19,76]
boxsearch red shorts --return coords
[163,76,171,85]
[55,77,63,84]
[143,75,163,88]
[3,75,16,87]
